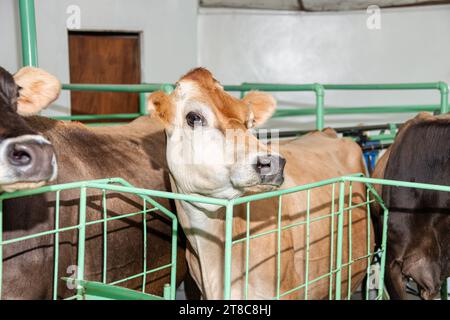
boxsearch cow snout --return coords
[255,154,286,186]
[1,135,57,187]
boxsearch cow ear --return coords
[148,91,175,128]
[242,91,276,128]
[13,67,61,116]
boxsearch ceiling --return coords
[200,0,450,11]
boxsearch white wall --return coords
[0,0,198,116]
[198,5,450,129]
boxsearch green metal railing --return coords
[0,178,179,300]
[2,174,449,299]
[19,0,449,131]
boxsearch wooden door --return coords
[68,31,141,122]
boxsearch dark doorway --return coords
[68,31,141,122]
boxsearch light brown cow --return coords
[148,68,373,299]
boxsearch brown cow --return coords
[372,112,450,300]
[2,67,188,299]
[0,66,58,192]
[148,68,373,299]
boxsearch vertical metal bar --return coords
[365,189,372,300]
[438,82,449,114]
[314,84,325,130]
[139,92,147,116]
[347,182,353,300]
[102,190,107,283]
[334,182,346,300]
[163,283,171,300]
[170,217,178,299]
[141,199,148,292]
[276,196,282,299]
[377,206,389,299]
[0,200,3,299]
[52,191,61,300]
[244,202,250,300]
[329,183,336,299]
[19,0,38,67]
[304,190,311,299]
[441,280,448,300]
[76,187,87,299]
[223,203,234,300]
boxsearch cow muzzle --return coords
[254,154,286,187]
[0,135,57,192]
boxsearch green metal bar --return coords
[329,183,336,299]
[314,84,325,130]
[19,0,38,67]
[76,187,87,299]
[52,191,61,300]
[223,203,234,300]
[304,190,311,299]
[244,202,250,300]
[334,182,346,300]
[53,113,141,121]
[276,196,282,299]
[0,200,3,299]
[170,214,178,299]
[438,82,449,113]
[272,105,441,118]
[102,190,107,283]
[378,207,389,299]
[323,82,446,90]
[347,182,353,300]
[142,199,147,292]
[139,92,147,116]
[441,280,448,300]
[229,83,318,92]
[62,83,165,93]
[365,189,372,300]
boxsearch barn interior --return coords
[0,0,449,302]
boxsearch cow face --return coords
[0,66,60,192]
[149,68,285,202]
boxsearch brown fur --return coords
[2,116,188,299]
[154,68,373,299]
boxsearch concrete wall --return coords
[0,0,198,116]
[198,5,450,129]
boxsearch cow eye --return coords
[186,112,206,128]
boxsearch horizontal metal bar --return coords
[323,82,445,90]
[53,113,141,121]
[226,83,319,92]
[62,83,172,93]
[108,263,173,286]
[272,104,440,118]
[344,176,450,192]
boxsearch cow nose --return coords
[3,137,57,182]
[255,154,286,186]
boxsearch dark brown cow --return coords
[0,66,58,192]
[1,67,188,299]
[372,112,450,300]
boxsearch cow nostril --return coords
[8,144,33,166]
[257,156,272,170]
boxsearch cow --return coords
[0,66,58,192]
[1,66,188,299]
[372,112,450,300]
[147,67,374,299]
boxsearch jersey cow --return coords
[372,112,450,300]
[148,68,373,299]
[1,67,188,299]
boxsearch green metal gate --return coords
[1,174,449,300]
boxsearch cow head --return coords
[148,68,285,203]
[0,66,60,192]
